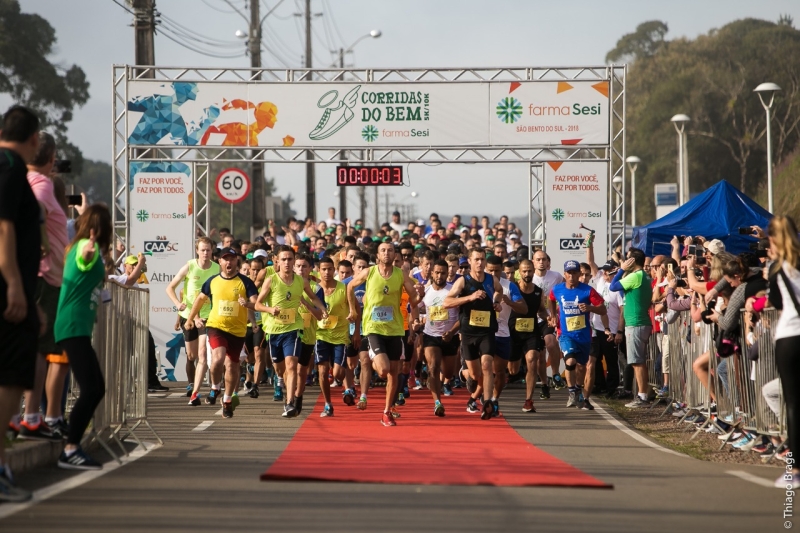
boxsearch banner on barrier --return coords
[544,161,608,270]
[128,162,194,381]
[125,80,609,149]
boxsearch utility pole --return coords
[249,0,266,238]
[373,185,379,230]
[131,0,155,78]
[304,0,316,221]
[359,150,366,222]
[338,47,346,220]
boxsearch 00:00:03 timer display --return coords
[336,165,403,186]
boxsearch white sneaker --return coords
[776,471,800,489]
[671,409,687,417]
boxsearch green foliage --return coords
[0,1,88,172]
[68,159,113,206]
[618,17,800,223]
[606,20,669,64]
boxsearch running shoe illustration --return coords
[309,85,361,140]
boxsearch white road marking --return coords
[147,393,167,398]
[0,442,161,520]
[727,470,778,488]
[593,404,690,458]
[215,408,223,416]
[168,392,186,398]
[192,420,214,432]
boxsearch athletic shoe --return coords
[434,401,445,417]
[731,434,754,449]
[205,388,220,405]
[705,425,723,435]
[244,380,253,393]
[758,443,777,457]
[491,400,500,418]
[273,387,284,402]
[719,430,742,441]
[357,396,367,410]
[185,384,193,397]
[281,403,298,418]
[413,379,424,391]
[552,375,566,390]
[7,420,20,440]
[443,383,453,396]
[566,391,577,408]
[0,468,30,503]
[295,395,304,414]
[320,404,334,417]
[480,400,494,420]
[671,409,687,417]
[522,399,536,413]
[626,397,651,408]
[18,420,61,442]
[466,375,477,394]
[453,377,463,389]
[576,393,585,410]
[403,385,411,398]
[395,393,406,406]
[655,386,669,399]
[333,379,343,388]
[249,384,259,399]
[466,398,480,414]
[48,419,68,440]
[343,389,355,406]
[582,398,595,411]
[222,402,233,418]
[231,394,240,410]
[188,392,201,406]
[381,412,397,427]
[148,382,169,392]
[57,448,102,471]
[390,406,401,419]
[539,385,550,400]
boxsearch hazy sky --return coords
[18,0,800,224]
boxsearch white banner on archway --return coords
[128,163,195,381]
[544,161,608,272]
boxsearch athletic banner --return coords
[543,161,608,272]
[125,80,610,149]
[129,162,195,381]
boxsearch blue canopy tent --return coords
[630,180,772,257]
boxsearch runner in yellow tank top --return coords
[293,253,323,414]
[165,237,219,405]
[255,246,326,418]
[314,257,351,417]
[346,242,420,427]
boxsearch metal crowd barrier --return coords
[83,281,162,462]
[642,308,785,455]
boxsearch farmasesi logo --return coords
[136,209,149,222]
[551,208,565,221]
[496,97,523,124]
[362,125,378,142]
[136,210,186,221]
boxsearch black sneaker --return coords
[0,468,31,502]
[205,388,220,405]
[552,375,566,390]
[58,448,102,471]
[480,400,494,420]
[295,395,304,414]
[582,398,595,411]
[466,398,480,414]
[281,403,298,418]
[491,400,500,418]
[539,385,551,399]
[248,384,260,399]
[49,419,69,440]
[222,402,233,418]
[148,382,169,392]
[18,421,62,442]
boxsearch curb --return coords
[6,439,63,474]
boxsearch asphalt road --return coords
[0,383,788,533]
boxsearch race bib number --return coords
[566,314,586,332]
[218,299,238,317]
[428,306,448,322]
[469,310,491,327]
[349,322,356,336]
[371,306,394,322]
[300,312,312,328]
[254,311,262,323]
[274,308,296,325]
[318,315,339,330]
[515,318,534,332]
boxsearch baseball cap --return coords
[600,259,619,271]
[124,255,139,265]
[447,243,461,253]
[245,252,254,260]
[564,260,581,272]
[354,224,363,230]
[447,222,457,229]
[362,236,373,245]
[458,257,468,266]
[401,230,411,237]
[509,234,519,240]
[486,235,496,241]
[253,249,268,259]
[703,239,725,255]
[220,247,237,258]
[414,244,424,250]
[416,218,425,227]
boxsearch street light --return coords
[626,156,641,226]
[671,114,691,205]
[336,30,382,220]
[754,82,781,213]
[612,175,623,223]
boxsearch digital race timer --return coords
[336,165,403,186]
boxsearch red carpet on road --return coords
[261,388,611,488]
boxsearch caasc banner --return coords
[128,162,194,381]
[126,80,610,149]
[544,161,608,271]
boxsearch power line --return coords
[111,0,134,15]
[158,26,246,58]
[261,0,295,20]
[159,17,244,48]
[199,0,239,13]
[322,0,347,47]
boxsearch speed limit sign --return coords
[215,168,250,204]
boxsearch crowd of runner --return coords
[2,102,800,501]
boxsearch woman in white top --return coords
[768,216,800,488]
